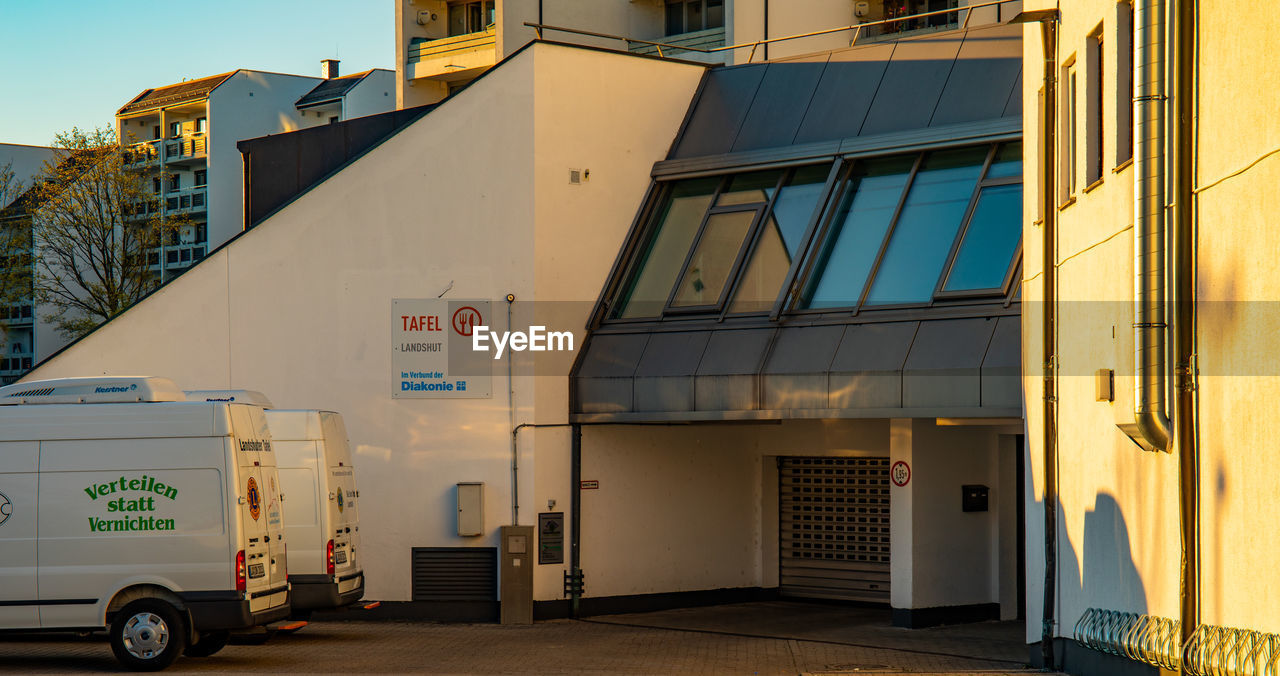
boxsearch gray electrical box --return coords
[456,482,484,536]
[500,525,534,625]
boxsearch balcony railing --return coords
[0,303,34,326]
[527,0,1017,63]
[126,187,206,220]
[0,354,33,376]
[124,140,161,167]
[628,27,726,60]
[165,134,208,162]
[145,244,206,271]
[407,27,498,63]
[165,188,207,214]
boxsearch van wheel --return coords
[184,630,230,657]
[109,599,187,671]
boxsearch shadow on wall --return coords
[1032,485,1151,674]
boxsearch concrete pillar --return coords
[889,418,914,611]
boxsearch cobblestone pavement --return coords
[0,603,1057,674]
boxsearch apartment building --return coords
[25,0,1031,625]
[115,64,393,280]
[0,144,55,384]
[1020,1,1280,673]
[396,0,1020,108]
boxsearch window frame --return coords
[661,173,782,315]
[933,146,1024,300]
[602,141,1023,325]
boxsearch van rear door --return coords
[320,413,360,587]
[228,405,288,613]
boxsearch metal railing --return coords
[1075,608,1280,675]
[164,134,207,160]
[526,0,1020,63]
[627,27,725,58]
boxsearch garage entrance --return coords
[779,456,891,603]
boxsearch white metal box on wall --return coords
[456,482,484,536]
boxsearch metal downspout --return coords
[1133,0,1171,451]
[570,423,582,618]
[1039,18,1059,670]
[1172,0,1200,661]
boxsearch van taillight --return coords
[235,550,246,592]
[326,539,335,577]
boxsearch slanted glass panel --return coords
[716,170,782,206]
[800,155,916,309]
[615,178,718,318]
[944,184,1023,291]
[984,142,1023,180]
[671,210,756,307]
[729,165,829,313]
[864,147,987,306]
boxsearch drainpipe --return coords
[1133,0,1171,452]
[1172,0,1199,659]
[570,423,582,618]
[1038,17,1059,669]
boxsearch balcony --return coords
[406,27,497,81]
[164,187,208,215]
[145,243,207,272]
[628,27,727,64]
[0,303,34,327]
[0,353,33,378]
[164,133,208,165]
[124,140,161,168]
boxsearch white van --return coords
[186,391,364,615]
[265,409,364,614]
[0,377,290,671]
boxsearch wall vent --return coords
[411,547,497,601]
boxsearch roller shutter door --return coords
[779,456,890,602]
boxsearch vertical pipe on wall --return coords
[1133,0,1171,452]
[507,295,518,526]
[1172,0,1199,660]
[1038,17,1059,670]
[570,423,582,618]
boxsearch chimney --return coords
[321,59,340,80]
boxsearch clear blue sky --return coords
[0,1,394,147]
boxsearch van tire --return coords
[183,630,230,657]
[109,599,187,671]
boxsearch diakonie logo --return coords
[471,325,575,359]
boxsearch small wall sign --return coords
[579,480,599,490]
[891,461,911,487]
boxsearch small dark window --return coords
[665,0,723,35]
[152,125,161,140]
[194,170,207,187]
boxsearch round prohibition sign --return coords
[891,461,911,487]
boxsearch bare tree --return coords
[28,126,187,340]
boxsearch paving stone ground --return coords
[0,602,1059,675]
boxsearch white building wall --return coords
[343,71,397,120]
[205,71,320,249]
[0,144,55,202]
[24,44,705,602]
[1020,0,1184,648]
